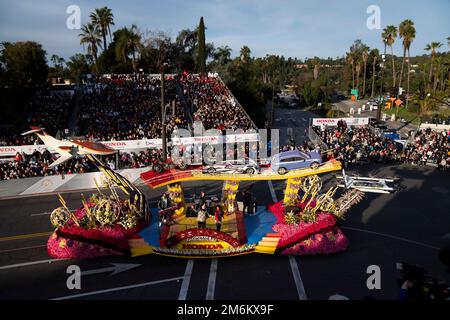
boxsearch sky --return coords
[0,0,449,62]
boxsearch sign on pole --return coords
[351,89,359,100]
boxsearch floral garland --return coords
[153,244,256,257]
[47,205,149,259]
[273,213,337,252]
[280,228,348,255]
[47,232,125,259]
[267,199,343,254]
[165,228,242,248]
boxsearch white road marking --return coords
[267,180,278,203]
[206,259,218,300]
[30,212,51,216]
[0,244,47,254]
[289,256,308,300]
[0,258,68,270]
[268,180,308,300]
[81,263,141,277]
[52,276,184,300]
[341,226,440,250]
[31,209,76,217]
[178,259,194,300]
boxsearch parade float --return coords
[46,154,365,259]
[128,158,365,258]
[47,155,150,259]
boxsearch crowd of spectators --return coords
[180,72,255,131]
[315,121,401,167]
[1,72,260,180]
[403,128,450,170]
[314,121,450,170]
[0,92,73,146]
[0,148,168,180]
[0,150,89,180]
[77,74,188,141]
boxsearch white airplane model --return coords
[22,126,116,168]
[336,170,396,194]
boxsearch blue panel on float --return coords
[245,206,277,244]
[138,208,161,246]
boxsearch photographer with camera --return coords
[397,262,449,300]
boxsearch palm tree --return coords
[382,25,398,89]
[355,59,361,94]
[405,24,416,107]
[116,25,142,72]
[380,37,387,94]
[398,20,415,98]
[240,46,251,64]
[424,42,443,91]
[79,23,102,71]
[433,56,442,92]
[442,56,450,92]
[347,53,355,89]
[213,45,232,65]
[90,7,114,51]
[370,49,380,97]
[313,57,320,80]
[361,46,369,98]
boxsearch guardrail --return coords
[0,167,149,199]
[307,126,329,150]
[214,75,258,130]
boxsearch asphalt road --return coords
[1,105,449,300]
[271,104,317,146]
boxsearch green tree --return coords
[240,46,251,64]
[140,31,173,73]
[115,25,142,72]
[50,54,66,78]
[347,40,366,93]
[369,48,380,97]
[213,45,232,65]
[196,17,206,74]
[424,42,443,91]
[79,23,102,72]
[382,25,398,89]
[361,45,369,97]
[174,28,198,71]
[433,56,442,92]
[90,7,115,51]
[0,41,48,87]
[313,57,320,81]
[398,19,416,99]
[66,54,92,83]
[346,52,355,89]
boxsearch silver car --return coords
[203,159,260,175]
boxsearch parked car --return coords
[203,159,260,175]
[271,150,323,175]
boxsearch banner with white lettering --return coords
[312,117,369,127]
[0,134,260,157]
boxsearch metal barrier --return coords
[214,75,258,130]
[307,126,329,150]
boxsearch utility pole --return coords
[271,82,275,127]
[161,64,167,161]
[380,54,385,97]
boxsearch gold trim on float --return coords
[144,160,342,188]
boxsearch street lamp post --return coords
[161,63,168,161]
